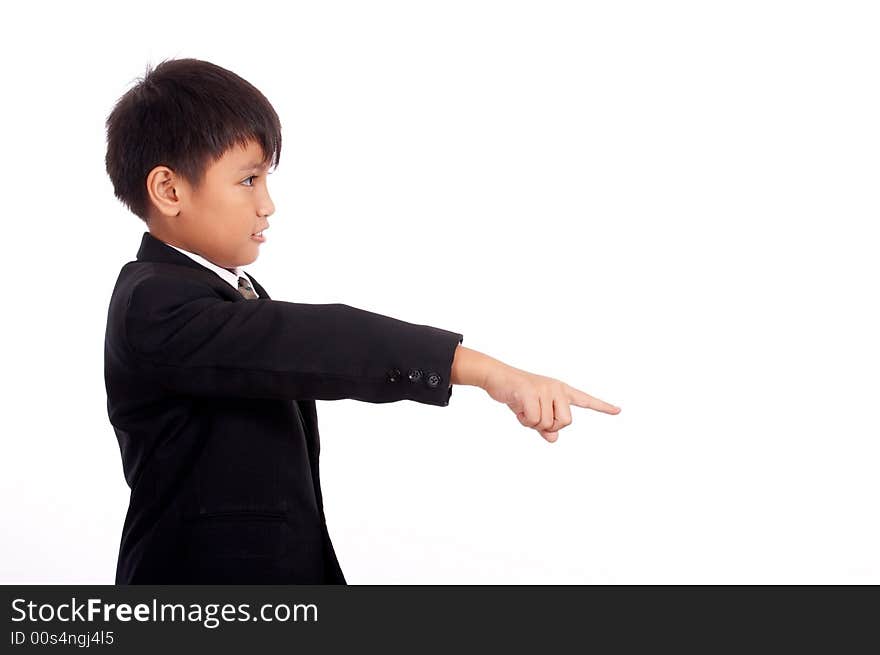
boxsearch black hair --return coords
[104,57,282,223]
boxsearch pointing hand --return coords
[482,363,621,443]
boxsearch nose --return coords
[260,193,275,220]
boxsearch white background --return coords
[1,0,877,584]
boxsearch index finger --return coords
[567,387,621,414]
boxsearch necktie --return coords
[237,276,259,299]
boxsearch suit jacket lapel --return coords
[135,231,269,300]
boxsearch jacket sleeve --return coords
[123,275,463,405]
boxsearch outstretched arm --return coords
[122,274,462,406]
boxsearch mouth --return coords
[251,225,269,242]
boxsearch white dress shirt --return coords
[160,240,256,294]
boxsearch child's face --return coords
[156,138,275,268]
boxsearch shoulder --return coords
[112,261,227,313]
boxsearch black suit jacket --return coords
[104,231,463,584]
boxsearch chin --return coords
[240,251,259,266]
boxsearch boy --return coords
[103,57,621,584]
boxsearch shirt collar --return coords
[162,242,253,291]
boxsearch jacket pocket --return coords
[186,509,287,522]
[182,512,288,564]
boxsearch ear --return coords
[146,165,188,218]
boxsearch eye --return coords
[242,171,275,187]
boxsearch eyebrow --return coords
[238,161,271,172]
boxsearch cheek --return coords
[212,192,249,225]
[222,189,247,211]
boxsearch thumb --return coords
[539,429,559,442]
